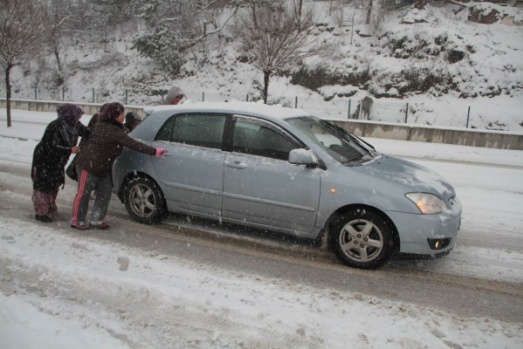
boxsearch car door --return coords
[222,115,321,235]
[152,113,227,218]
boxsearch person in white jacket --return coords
[162,86,188,105]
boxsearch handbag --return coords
[66,156,78,181]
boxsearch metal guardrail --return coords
[1,88,499,130]
[1,98,522,150]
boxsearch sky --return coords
[0,108,522,348]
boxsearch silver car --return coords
[113,102,462,269]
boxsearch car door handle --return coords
[226,160,247,169]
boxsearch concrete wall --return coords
[329,120,523,150]
[0,99,144,118]
[2,99,523,150]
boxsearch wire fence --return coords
[5,86,478,129]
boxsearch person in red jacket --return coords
[70,102,166,230]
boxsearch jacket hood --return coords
[162,86,184,104]
[57,103,83,125]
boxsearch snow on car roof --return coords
[144,101,311,120]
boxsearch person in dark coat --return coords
[71,102,167,230]
[67,104,105,181]
[31,103,89,222]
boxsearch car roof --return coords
[144,101,311,122]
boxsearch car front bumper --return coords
[386,205,462,256]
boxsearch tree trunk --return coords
[5,65,12,128]
[263,70,270,104]
[294,0,303,26]
[104,25,108,51]
[54,42,63,81]
[366,0,373,25]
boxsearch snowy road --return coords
[0,158,521,324]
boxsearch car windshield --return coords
[287,116,377,165]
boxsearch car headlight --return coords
[406,193,447,214]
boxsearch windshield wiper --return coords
[348,133,376,152]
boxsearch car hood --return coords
[352,154,456,199]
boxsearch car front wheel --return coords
[330,209,395,269]
[123,177,165,224]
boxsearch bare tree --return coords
[0,0,48,127]
[47,0,74,85]
[232,0,315,103]
[368,0,387,34]
[329,0,355,28]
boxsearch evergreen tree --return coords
[132,0,199,75]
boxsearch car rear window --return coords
[156,113,227,149]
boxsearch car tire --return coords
[123,177,165,224]
[330,209,395,269]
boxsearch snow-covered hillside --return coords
[3,1,523,131]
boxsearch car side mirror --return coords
[289,149,319,167]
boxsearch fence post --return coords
[295,96,298,108]
[405,103,409,123]
[62,87,65,101]
[246,94,249,102]
[466,106,471,128]
[348,100,351,119]
[34,87,37,100]
[92,88,95,103]
[125,90,128,104]
[202,92,205,102]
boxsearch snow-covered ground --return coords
[0,108,522,348]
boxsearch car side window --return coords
[232,118,300,161]
[156,114,227,149]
